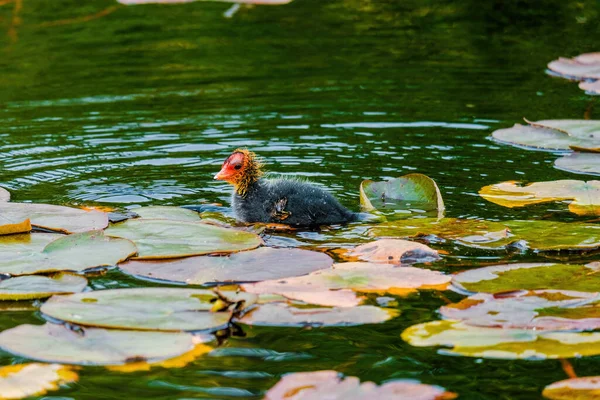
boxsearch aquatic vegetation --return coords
[547,53,600,95]
[543,376,600,399]
[0,363,78,400]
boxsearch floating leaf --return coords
[504,220,600,251]
[265,370,456,400]
[119,247,332,285]
[451,262,600,294]
[402,320,600,359]
[347,239,440,264]
[237,303,397,327]
[131,206,201,222]
[548,53,600,80]
[0,231,137,276]
[242,262,450,307]
[104,219,262,259]
[0,203,108,234]
[543,376,600,400]
[555,153,600,176]
[0,188,9,202]
[581,80,600,95]
[440,290,600,331]
[41,288,257,332]
[491,120,600,152]
[359,174,444,217]
[0,323,208,366]
[0,273,87,300]
[0,363,78,399]
[480,180,600,215]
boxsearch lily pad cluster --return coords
[547,52,600,95]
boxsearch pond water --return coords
[0,0,599,398]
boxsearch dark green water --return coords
[0,0,600,398]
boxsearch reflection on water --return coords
[0,0,599,398]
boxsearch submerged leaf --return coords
[347,239,440,264]
[119,247,333,285]
[265,370,456,400]
[0,323,207,366]
[41,288,257,332]
[0,231,137,276]
[555,152,600,176]
[0,273,87,300]
[480,180,600,215]
[451,262,600,294]
[242,262,450,307]
[105,219,262,259]
[359,174,444,217]
[402,320,600,359]
[543,376,600,400]
[0,363,78,399]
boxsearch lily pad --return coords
[491,120,600,152]
[402,320,600,359]
[0,203,108,234]
[104,219,262,259]
[543,376,600,400]
[131,206,201,222]
[0,273,87,300]
[440,290,600,331]
[242,262,450,307]
[119,247,333,285]
[0,231,137,276]
[0,363,78,399]
[548,53,600,80]
[237,303,397,327]
[359,174,444,216]
[555,153,600,176]
[265,370,456,400]
[347,239,440,264]
[0,323,207,366]
[581,80,600,95]
[504,220,600,251]
[479,180,600,215]
[41,288,257,332]
[0,188,9,202]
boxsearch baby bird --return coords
[214,149,357,227]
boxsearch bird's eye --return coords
[234,164,242,170]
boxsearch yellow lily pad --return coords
[543,376,600,400]
[0,363,78,399]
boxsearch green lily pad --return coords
[104,219,262,259]
[0,231,137,276]
[0,273,88,300]
[131,206,201,222]
[237,302,398,327]
[359,174,444,217]
[555,153,600,176]
[119,247,333,285]
[242,262,450,307]
[347,239,440,264]
[0,363,78,399]
[0,203,108,234]
[0,188,9,202]
[491,120,600,152]
[548,53,600,80]
[265,370,456,400]
[480,180,600,215]
[0,323,208,366]
[402,320,600,359]
[41,288,257,332]
[505,220,600,251]
[451,262,600,294]
[543,376,600,400]
[440,290,600,331]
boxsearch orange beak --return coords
[214,165,229,180]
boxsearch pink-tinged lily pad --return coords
[555,153,600,176]
[237,302,397,327]
[119,247,333,285]
[0,231,137,276]
[104,219,262,259]
[543,376,600,399]
[242,262,450,307]
[0,363,78,399]
[0,203,108,234]
[402,320,600,360]
[347,239,440,264]
[41,288,257,332]
[480,180,600,216]
[0,188,9,202]
[0,273,87,300]
[451,262,600,295]
[548,53,600,80]
[265,370,456,400]
[440,290,600,331]
[581,80,600,95]
[0,323,209,366]
[491,120,600,152]
[359,174,444,217]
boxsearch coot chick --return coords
[214,149,357,226]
